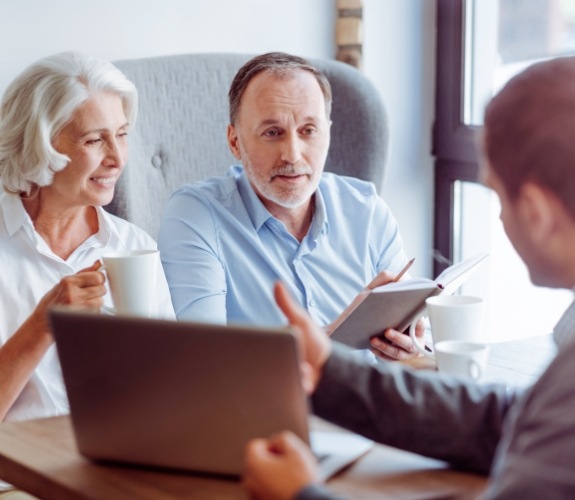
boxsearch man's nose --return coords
[280,133,302,165]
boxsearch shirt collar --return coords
[553,294,575,348]
[310,185,329,238]
[234,166,272,231]
[233,165,329,236]
[1,188,112,250]
[1,190,30,237]
[92,206,113,246]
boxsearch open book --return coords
[327,253,489,349]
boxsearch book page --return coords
[371,277,435,293]
[435,252,489,295]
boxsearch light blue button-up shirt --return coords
[158,166,408,327]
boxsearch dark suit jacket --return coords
[298,309,575,499]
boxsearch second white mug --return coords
[409,295,484,359]
[435,340,490,380]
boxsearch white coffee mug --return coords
[434,340,490,380]
[101,249,159,317]
[409,295,484,359]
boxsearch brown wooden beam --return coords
[336,0,363,69]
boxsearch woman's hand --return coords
[27,260,107,340]
[0,260,106,421]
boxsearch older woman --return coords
[0,52,174,423]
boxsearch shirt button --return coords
[309,299,316,307]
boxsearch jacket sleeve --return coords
[483,337,575,498]
[294,483,348,500]
[311,343,519,474]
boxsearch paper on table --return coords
[311,430,374,481]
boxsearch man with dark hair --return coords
[243,57,575,499]
[159,52,424,359]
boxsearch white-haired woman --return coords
[0,52,174,423]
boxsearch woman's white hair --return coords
[0,52,138,194]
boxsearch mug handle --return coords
[468,359,483,380]
[98,265,116,315]
[409,312,434,359]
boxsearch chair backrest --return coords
[109,53,388,238]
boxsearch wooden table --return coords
[482,334,556,387]
[403,333,556,387]
[0,335,555,499]
[0,416,486,500]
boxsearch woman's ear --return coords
[227,124,242,160]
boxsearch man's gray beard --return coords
[246,163,318,208]
[237,135,319,208]
[254,181,315,209]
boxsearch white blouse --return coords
[0,190,175,422]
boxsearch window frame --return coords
[433,0,481,276]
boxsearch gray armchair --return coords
[109,53,389,238]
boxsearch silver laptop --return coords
[49,309,372,479]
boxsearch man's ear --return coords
[518,183,557,244]
[227,124,242,160]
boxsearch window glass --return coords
[455,181,572,342]
[436,0,574,343]
[464,0,575,126]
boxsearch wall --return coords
[364,0,436,278]
[0,0,436,278]
[0,0,336,104]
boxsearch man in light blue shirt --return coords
[158,52,423,359]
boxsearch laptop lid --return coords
[49,308,309,477]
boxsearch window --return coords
[434,0,574,341]
[465,0,575,125]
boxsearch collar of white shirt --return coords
[1,189,116,257]
[553,295,575,348]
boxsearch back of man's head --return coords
[228,52,332,125]
[484,56,575,219]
